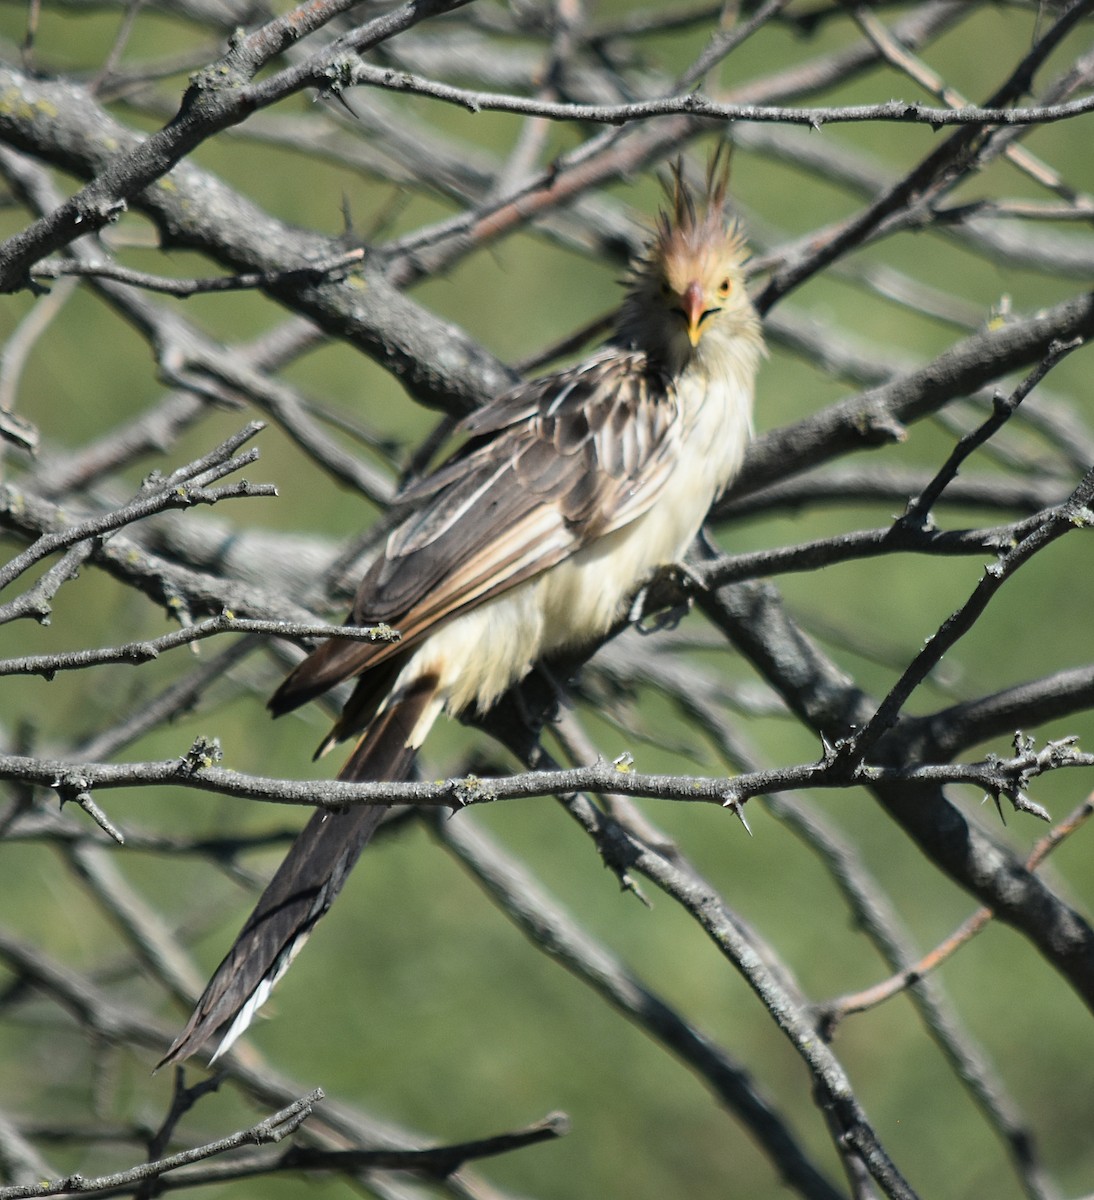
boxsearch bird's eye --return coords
[718,278,731,296]
[659,281,672,296]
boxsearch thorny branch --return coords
[0,1091,324,1200]
[0,616,396,680]
[0,736,1088,821]
[1,2,1093,1200]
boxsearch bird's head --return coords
[619,155,760,375]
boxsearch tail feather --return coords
[157,674,440,1069]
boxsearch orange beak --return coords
[682,281,705,346]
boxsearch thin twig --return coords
[0,1092,324,1200]
[818,793,1094,1025]
[0,617,397,679]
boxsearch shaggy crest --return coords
[645,148,749,281]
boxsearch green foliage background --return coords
[1,3,1093,1199]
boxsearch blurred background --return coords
[1,2,1093,1198]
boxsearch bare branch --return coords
[818,792,1094,1027]
[844,467,1094,768]
[1,3,1092,1196]
[0,617,397,679]
[0,1091,324,1200]
[0,0,471,289]
[342,61,1094,129]
[0,423,272,598]
[1,741,1087,818]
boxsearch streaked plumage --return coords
[159,158,765,1069]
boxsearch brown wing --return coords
[270,350,681,715]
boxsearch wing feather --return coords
[271,351,683,716]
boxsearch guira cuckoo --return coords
[160,159,764,1067]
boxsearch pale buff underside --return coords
[390,327,760,746]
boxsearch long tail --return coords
[157,675,440,1068]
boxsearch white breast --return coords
[396,354,755,734]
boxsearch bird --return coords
[158,155,765,1068]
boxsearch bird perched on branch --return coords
[160,155,765,1068]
